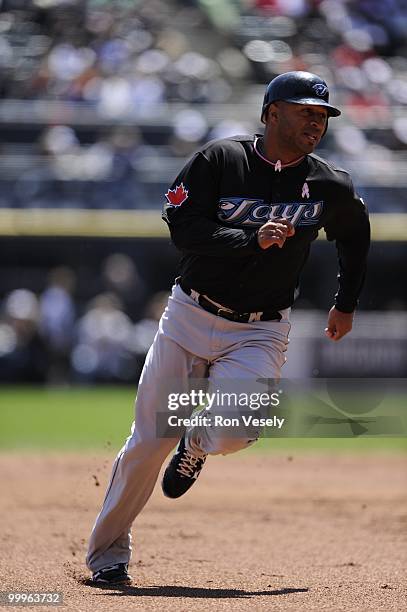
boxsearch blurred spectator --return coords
[0,289,48,383]
[101,253,148,320]
[72,292,137,383]
[11,124,149,209]
[39,266,76,383]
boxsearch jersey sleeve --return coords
[162,151,261,257]
[323,175,370,312]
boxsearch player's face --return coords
[269,102,328,156]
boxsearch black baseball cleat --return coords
[162,436,207,499]
[91,563,132,585]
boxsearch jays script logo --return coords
[217,198,324,227]
[165,183,189,207]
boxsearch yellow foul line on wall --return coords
[0,209,405,241]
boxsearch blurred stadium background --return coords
[0,0,406,386]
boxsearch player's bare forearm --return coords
[325,306,354,341]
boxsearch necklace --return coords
[254,136,305,171]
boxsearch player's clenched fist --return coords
[257,218,295,250]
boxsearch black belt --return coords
[179,280,282,323]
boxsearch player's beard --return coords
[298,136,318,154]
[287,123,322,156]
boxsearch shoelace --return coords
[94,563,125,578]
[176,450,206,478]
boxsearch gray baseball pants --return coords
[86,283,290,572]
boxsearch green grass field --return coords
[0,386,406,452]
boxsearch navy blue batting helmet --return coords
[261,71,341,124]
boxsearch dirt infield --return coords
[1,451,406,612]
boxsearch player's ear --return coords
[267,102,279,124]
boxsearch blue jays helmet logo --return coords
[313,83,328,97]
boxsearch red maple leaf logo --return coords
[165,183,189,207]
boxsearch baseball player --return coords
[86,71,370,585]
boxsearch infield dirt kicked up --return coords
[1,452,406,612]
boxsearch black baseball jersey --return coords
[162,135,370,313]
